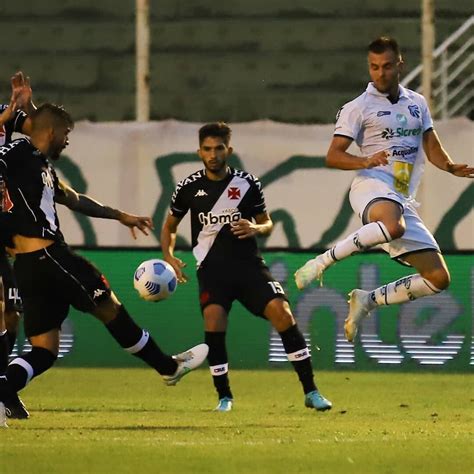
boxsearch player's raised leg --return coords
[94,293,208,385]
[264,299,332,411]
[295,201,402,289]
[344,251,449,342]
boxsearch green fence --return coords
[13,250,473,371]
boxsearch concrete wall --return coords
[1,0,472,122]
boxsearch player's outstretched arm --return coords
[0,82,21,127]
[160,213,188,283]
[55,179,153,239]
[11,72,35,116]
[423,130,474,178]
[326,136,389,170]
[0,71,36,138]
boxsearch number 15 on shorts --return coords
[268,281,285,294]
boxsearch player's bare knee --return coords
[423,267,451,291]
[266,306,295,332]
[383,221,405,240]
[93,297,122,324]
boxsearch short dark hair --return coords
[198,122,232,146]
[31,103,74,132]
[368,37,402,60]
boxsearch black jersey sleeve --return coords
[169,181,189,218]
[0,105,27,135]
[248,176,267,216]
[12,110,27,134]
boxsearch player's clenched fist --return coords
[365,150,390,168]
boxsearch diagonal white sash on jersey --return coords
[194,176,250,266]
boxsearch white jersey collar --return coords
[366,82,409,100]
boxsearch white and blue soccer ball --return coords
[133,259,177,302]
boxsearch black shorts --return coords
[13,242,111,337]
[197,258,287,317]
[0,250,22,313]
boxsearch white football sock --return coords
[368,274,442,308]
[320,221,392,268]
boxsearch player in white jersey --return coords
[295,37,473,343]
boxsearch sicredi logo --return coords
[381,127,422,139]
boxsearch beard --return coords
[50,150,61,160]
[50,143,66,160]
[205,160,226,173]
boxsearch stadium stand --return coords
[1,0,471,122]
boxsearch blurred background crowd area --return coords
[2,0,472,123]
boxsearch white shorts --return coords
[349,177,440,261]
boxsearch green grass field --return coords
[1,368,472,474]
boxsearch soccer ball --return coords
[133,259,178,302]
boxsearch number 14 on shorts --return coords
[268,281,284,294]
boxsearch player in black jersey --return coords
[0,72,35,379]
[0,104,208,427]
[161,122,332,412]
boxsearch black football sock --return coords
[0,330,8,374]
[6,346,57,392]
[205,331,233,399]
[279,324,317,395]
[105,305,177,376]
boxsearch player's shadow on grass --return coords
[20,425,235,431]
[35,407,171,413]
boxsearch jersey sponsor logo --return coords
[377,111,391,117]
[194,189,208,197]
[390,146,418,158]
[335,106,344,121]
[198,209,242,226]
[381,127,422,140]
[227,187,241,200]
[408,104,420,118]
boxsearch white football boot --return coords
[294,255,326,289]
[344,289,371,343]
[163,343,209,386]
